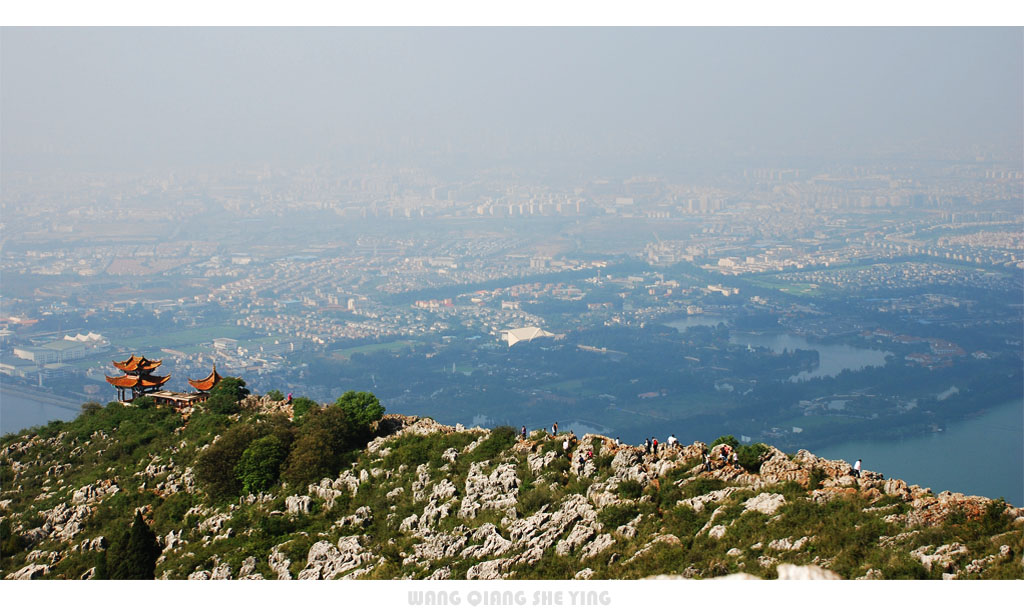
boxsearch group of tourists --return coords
[643,433,680,456]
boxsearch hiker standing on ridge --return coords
[852,459,862,478]
[644,438,651,454]
[521,426,527,440]
[552,422,558,436]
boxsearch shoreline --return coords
[0,384,83,412]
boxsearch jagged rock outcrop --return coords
[298,535,376,579]
[458,461,519,520]
[743,492,786,515]
[285,495,313,515]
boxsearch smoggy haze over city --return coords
[2,27,1022,175]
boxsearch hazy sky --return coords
[2,27,1021,173]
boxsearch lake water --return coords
[728,332,891,381]
[815,399,1024,506]
[665,317,891,381]
[1,388,81,435]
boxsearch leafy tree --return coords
[333,391,385,431]
[194,423,258,501]
[266,389,285,401]
[214,377,250,402]
[80,401,103,416]
[710,435,739,449]
[283,407,361,487]
[290,396,319,421]
[105,512,161,579]
[236,434,288,494]
[205,377,249,415]
[132,396,156,409]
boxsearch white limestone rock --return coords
[579,533,616,560]
[555,522,597,556]
[768,536,812,552]
[575,568,595,580]
[742,493,786,515]
[466,558,514,580]
[459,461,519,520]
[298,536,374,580]
[268,543,292,580]
[911,543,969,573]
[285,494,313,515]
[677,487,741,512]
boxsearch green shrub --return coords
[382,431,477,470]
[808,467,826,490]
[680,477,725,499]
[598,504,640,529]
[266,390,285,401]
[664,504,703,536]
[0,518,26,558]
[653,483,683,510]
[617,479,644,499]
[518,485,556,516]
[152,492,194,533]
[469,426,517,463]
[736,443,769,473]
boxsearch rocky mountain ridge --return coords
[2,400,1022,580]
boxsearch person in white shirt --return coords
[852,459,862,478]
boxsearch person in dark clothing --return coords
[521,426,527,440]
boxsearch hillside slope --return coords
[2,395,1022,580]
